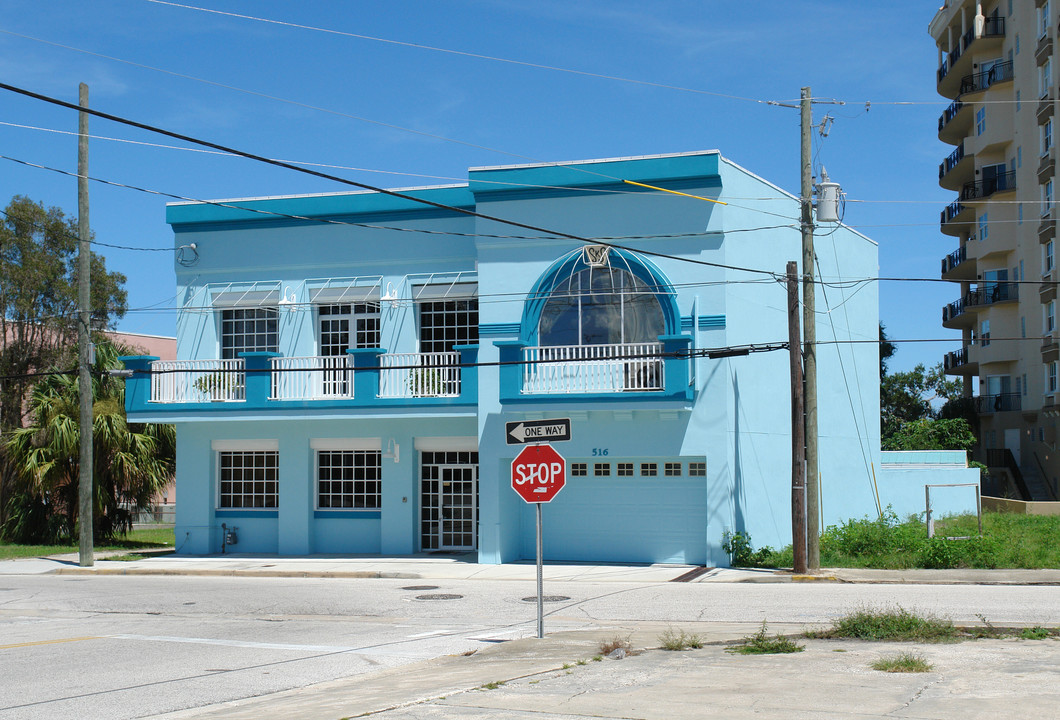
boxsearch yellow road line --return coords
[1,636,101,650]
[622,179,727,205]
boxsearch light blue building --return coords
[121,150,960,565]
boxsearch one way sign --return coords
[506,418,572,445]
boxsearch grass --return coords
[1019,626,1057,640]
[599,636,633,656]
[807,607,957,642]
[871,652,933,673]
[0,526,175,561]
[728,622,804,655]
[659,627,703,651]
[478,681,504,691]
[724,511,1060,570]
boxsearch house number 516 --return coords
[592,448,609,456]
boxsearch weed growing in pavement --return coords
[659,627,704,651]
[591,655,603,662]
[871,652,933,673]
[576,659,587,666]
[561,663,572,670]
[968,613,1003,639]
[728,622,804,655]
[1019,626,1056,640]
[599,636,633,656]
[806,606,957,642]
[478,681,505,691]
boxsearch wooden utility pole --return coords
[787,261,807,574]
[78,83,93,567]
[800,86,819,571]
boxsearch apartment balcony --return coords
[938,143,974,190]
[941,244,976,281]
[960,170,1016,201]
[496,336,694,405]
[957,59,1013,98]
[938,99,971,144]
[943,283,1019,328]
[1038,147,1055,183]
[120,347,480,421]
[1038,93,1055,125]
[1043,334,1059,363]
[1043,270,1058,302]
[943,345,977,375]
[1041,208,1056,243]
[975,392,1021,414]
[942,297,974,328]
[937,17,1006,98]
[940,199,974,236]
[1036,31,1054,67]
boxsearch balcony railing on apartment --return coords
[270,355,354,401]
[941,199,967,227]
[941,245,967,275]
[938,100,965,133]
[150,359,245,403]
[937,18,1005,84]
[939,143,965,180]
[378,352,461,398]
[966,282,1019,306]
[522,342,664,394]
[944,345,972,372]
[961,170,1016,200]
[959,60,1014,95]
[976,393,1021,413]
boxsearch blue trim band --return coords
[314,510,382,519]
[698,315,725,329]
[480,322,521,336]
[215,510,278,518]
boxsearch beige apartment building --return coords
[931,0,1059,500]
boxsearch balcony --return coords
[975,393,1021,413]
[1036,31,1054,66]
[958,60,1014,97]
[961,170,1016,201]
[943,345,977,375]
[941,244,976,281]
[966,282,1019,307]
[942,297,972,328]
[121,347,480,420]
[1038,94,1054,124]
[938,99,971,144]
[1041,208,1056,243]
[1043,270,1058,302]
[939,143,974,190]
[1039,148,1055,183]
[496,336,693,404]
[940,199,974,236]
[937,18,1007,97]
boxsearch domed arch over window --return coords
[525,246,677,346]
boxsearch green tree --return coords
[879,324,896,380]
[0,195,128,527]
[2,342,174,543]
[881,362,963,441]
[882,417,977,452]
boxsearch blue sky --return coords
[0,0,952,373]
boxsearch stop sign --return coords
[511,444,566,503]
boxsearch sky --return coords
[0,0,955,374]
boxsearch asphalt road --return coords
[1,575,1058,719]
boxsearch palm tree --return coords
[2,341,174,543]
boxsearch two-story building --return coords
[121,150,900,566]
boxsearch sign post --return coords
[511,443,566,638]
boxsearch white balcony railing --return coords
[270,355,354,400]
[379,352,461,398]
[150,359,245,403]
[522,343,664,394]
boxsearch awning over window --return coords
[307,277,383,305]
[207,281,282,308]
[412,282,478,302]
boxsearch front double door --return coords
[420,451,478,551]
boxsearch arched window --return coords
[539,267,664,346]
[529,246,674,346]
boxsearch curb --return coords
[53,567,423,579]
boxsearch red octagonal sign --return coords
[511,444,566,503]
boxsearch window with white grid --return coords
[319,303,381,353]
[418,300,478,353]
[218,451,278,508]
[317,450,381,509]
[221,308,278,359]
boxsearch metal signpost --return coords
[510,443,567,638]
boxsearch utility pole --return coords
[800,86,819,571]
[787,261,807,574]
[78,83,93,567]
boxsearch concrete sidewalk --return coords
[146,621,1060,720]
[2,551,1059,585]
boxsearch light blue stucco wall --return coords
[148,151,904,566]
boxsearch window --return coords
[1042,57,1054,99]
[1047,362,1058,394]
[976,107,986,136]
[1046,240,1055,273]
[317,450,381,509]
[538,262,665,346]
[1040,1,1052,40]
[1045,181,1056,217]
[1016,32,1021,55]
[319,303,380,353]
[617,462,633,477]
[1024,374,1029,396]
[418,300,478,354]
[978,212,989,241]
[1018,146,1023,168]
[688,461,706,477]
[1042,120,1054,157]
[221,308,278,359]
[1047,301,1056,334]
[664,462,681,476]
[981,319,991,347]
[594,462,611,477]
[219,450,278,508]
[1023,315,1027,338]
[571,462,588,477]
[640,462,658,476]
